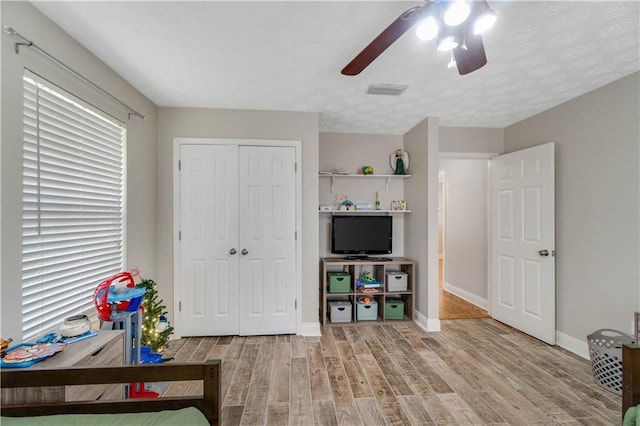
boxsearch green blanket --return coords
[0,407,209,426]
[625,405,639,426]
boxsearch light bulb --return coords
[437,35,459,51]
[473,9,497,35]
[443,1,471,27]
[416,16,439,41]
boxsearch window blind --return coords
[22,72,126,340]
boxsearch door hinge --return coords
[295,230,297,240]
[178,160,181,171]
[179,231,182,241]
[295,300,297,309]
[179,301,182,312]
[294,162,297,172]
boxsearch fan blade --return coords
[453,32,487,75]
[342,4,428,76]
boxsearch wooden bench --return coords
[1,360,221,425]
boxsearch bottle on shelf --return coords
[375,191,381,210]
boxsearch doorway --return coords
[438,155,492,320]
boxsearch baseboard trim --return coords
[414,310,441,332]
[556,330,589,360]
[299,322,321,336]
[443,282,488,310]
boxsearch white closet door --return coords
[238,146,297,335]
[180,145,239,336]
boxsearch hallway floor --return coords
[439,259,490,320]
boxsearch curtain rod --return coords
[3,24,146,121]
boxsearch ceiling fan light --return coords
[472,6,497,35]
[416,16,439,41]
[443,1,471,27]
[437,34,458,51]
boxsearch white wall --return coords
[440,127,504,153]
[156,107,320,329]
[1,2,158,341]
[504,72,640,345]
[439,158,489,306]
[404,117,440,331]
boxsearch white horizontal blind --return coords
[22,72,126,340]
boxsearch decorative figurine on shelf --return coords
[361,165,373,175]
[390,149,409,175]
[340,200,356,211]
[334,192,348,209]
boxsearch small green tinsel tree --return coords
[137,278,174,353]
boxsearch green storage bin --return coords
[328,272,351,293]
[385,298,405,320]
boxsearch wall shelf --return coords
[318,209,411,214]
[319,173,411,192]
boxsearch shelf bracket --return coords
[330,176,335,193]
[385,177,391,192]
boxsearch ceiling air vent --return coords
[366,84,408,96]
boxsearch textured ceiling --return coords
[31,1,640,135]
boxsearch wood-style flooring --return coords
[162,319,620,425]
[439,259,491,320]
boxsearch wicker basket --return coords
[587,329,634,395]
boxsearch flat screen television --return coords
[331,215,392,258]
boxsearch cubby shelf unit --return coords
[320,257,415,326]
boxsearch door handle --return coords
[538,249,549,257]
[229,248,237,255]
[241,249,249,255]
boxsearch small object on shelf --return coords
[391,200,407,211]
[361,165,373,175]
[356,296,378,321]
[340,200,356,211]
[319,205,333,211]
[356,204,373,210]
[358,288,380,294]
[328,301,352,323]
[390,149,409,175]
[58,329,98,344]
[386,272,408,291]
[385,298,405,320]
[356,271,380,289]
[59,314,91,337]
[328,271,351,293]
[1,337,13,358]
[375,191,381,210]
[1,342,66,368]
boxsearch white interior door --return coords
[490,143,555,344]
[238,146,296,335]
[180,144,239,336]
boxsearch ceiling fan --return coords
[341,0,497,76]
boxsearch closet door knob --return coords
[538,249,549,257]
[241,249,249,255]
[229,248,237,255]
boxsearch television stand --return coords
[320,257,415,326]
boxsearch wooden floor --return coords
[162,319,620,425]
[439,258,491,320]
